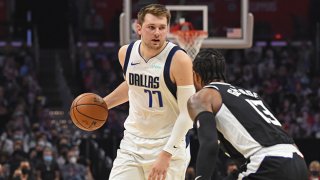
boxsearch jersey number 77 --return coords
[144,89,163,108]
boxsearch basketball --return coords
[70,93,108,131]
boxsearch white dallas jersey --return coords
[123,40,182,139]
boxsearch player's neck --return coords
[210,79,225,84]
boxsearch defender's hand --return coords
[148,151,172,180]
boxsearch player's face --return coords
[137,13,169,50]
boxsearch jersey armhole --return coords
[123,42,135,77]
[164,46,183,99]
[203,86,223,115]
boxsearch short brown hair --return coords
[309,160,320,171]
[137,4,171,25]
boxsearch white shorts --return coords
[109,130,191,180]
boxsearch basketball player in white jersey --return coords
[103,4,195,180]
[188,49,308,180]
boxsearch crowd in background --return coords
[0,44,107,180]
[0,41,320,179]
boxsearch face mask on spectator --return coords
[75,150,80,157]
[38,140,45,147]
[12,177,21,180]
[310,170,319,177]
[14,136,22,140]
[21,168,30,175]
[69,156,77,164]
[13,134,23,140]
[44,155,53,162]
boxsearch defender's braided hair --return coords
[193,49,226,84]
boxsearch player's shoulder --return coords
[188,87,222,114]
[171,46,192,66]
[119,40,140,56]
[118,44,131,66]
[173,46,190,58]
[196,87,221,103]
[119,44,129,55]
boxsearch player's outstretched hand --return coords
[148,151,172,180]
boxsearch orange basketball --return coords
[70,93,108,131]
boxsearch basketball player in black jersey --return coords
[187,49,308,180]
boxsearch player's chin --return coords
[150,41,163,49]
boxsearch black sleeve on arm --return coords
[195,111,219,180]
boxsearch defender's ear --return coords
[193,71,203,91]
[193,71,201,83]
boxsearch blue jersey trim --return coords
[123,42,135,76]
[164,46,181,99]
[185,131,190,148]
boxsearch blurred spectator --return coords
[77,156,94,180]
[12,160,35,180]
[56,136,70,168]
[0,163,8,180]
[225,159,239,179]
[8,144,28,179]
[309,160,320,180]
[61,148,87,180]
[35,146,60,180]
[0,130,13,155]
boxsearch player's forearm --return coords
[163,113,193,154]
[195,111,219,179]
[103,81,129,109]
[163,85,195,155]
[196,142,219,179]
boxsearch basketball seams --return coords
[74,105,107,122]
[74,93,94,107]
[74,103,108,111]
[72,106,87,130]
[72,94,92,129]
[73,93,108,111]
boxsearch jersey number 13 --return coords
[245,99,281,126]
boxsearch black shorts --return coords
[241,153,308,180]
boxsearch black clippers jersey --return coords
[205,82,294,159]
